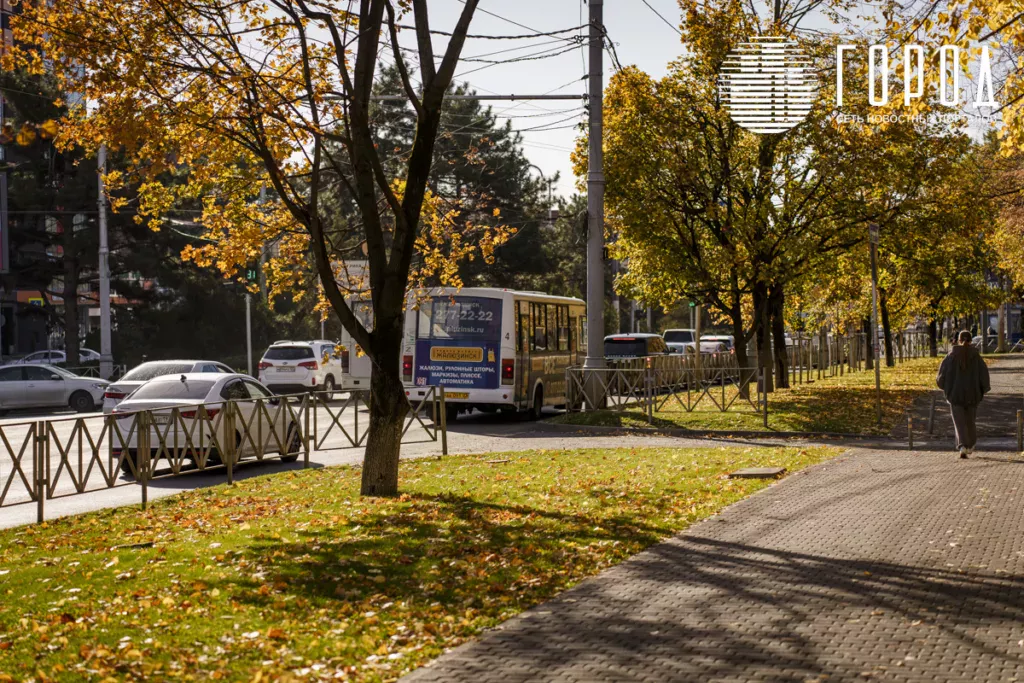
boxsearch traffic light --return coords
[245,265,259,283]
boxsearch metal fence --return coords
[0,388,449,525]
[566,360,764,424]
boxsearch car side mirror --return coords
[49,374,62,381]
[268,396,281,406]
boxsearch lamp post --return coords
[869,223,881,428]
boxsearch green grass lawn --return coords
[0,445,837,682]
[551,357,941,435]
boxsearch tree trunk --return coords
[753,281,773,393]
[863,317,873,370]
[360,310,409,497]
[928,318,938,357]
[769,283,788,389]
[880,287,894,367]
[728,296,750,398]
[63,252,80,367]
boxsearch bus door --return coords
[516,301,530,407]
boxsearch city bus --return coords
[402,287,586,421]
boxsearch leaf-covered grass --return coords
[551,357,941,435]
[0,445,836,682]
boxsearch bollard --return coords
[35,421,46,524]
[303,394,311,468]
[137,411,150,510]
[927,394,936,435]
[439,386,448,456]
[1018,409,1023,454]
[907,415,913,450]
[225,401,235,485]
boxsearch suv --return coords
[258,340,342,398]
[603,333,670,359]
[662,329,697,345]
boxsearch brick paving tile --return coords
[404,442,1024,682]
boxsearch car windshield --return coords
[122,362,197,382]
[264,346,315,360]
[128,379,216,401]
[663,330,694,343]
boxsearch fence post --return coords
[225,401,236,485]
[303,394,311,468]
[439,386,448,456]
[927,394,936,435]
[35,421,46,524]
[760,369,769,428]
[1017,409,1022,454]
[908,414,914,450]
[137,411,150,511]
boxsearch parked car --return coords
[111,373,301,476]
[662,328,697,345]
[666,341,694,354]
[604,333,671,359]
[258,340,342,398]
[102,360,235,414]
[700,335,736,354]
[0,364,109,413]
[7,348,102,366]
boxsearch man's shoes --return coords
[959,447,968,459]
[967,447,975,456]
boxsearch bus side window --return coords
[515,303,521,353]
[580,316,588,354]
[558,305,569,351]
[569,317,576,352]
[533,303,547,351]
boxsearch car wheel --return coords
[322,375,336,402]
[69,391,95,413]
[529,385,544,420]
[280,422,301,463]
[118,450,138,478]
[444,404,459,424]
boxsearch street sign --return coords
[28,297,43,307]
[868,223,880,245]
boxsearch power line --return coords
[640,0,682,36]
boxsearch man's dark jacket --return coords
[936,346,991,406]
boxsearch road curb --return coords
[535,420,901,441]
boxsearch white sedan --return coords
[0,364,109,413]
[102,359,235,413]
[8,348,102,365]
[111,373,302,477]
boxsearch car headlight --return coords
[91,383,107,390]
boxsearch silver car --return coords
[0,364,109,413]
[103,360,234,414]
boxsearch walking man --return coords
[936,330,991,458]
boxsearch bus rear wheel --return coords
[444,404,459,424]
[529,386,543,420]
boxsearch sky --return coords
[411,1,688,200]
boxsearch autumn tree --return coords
[10,0,489,495]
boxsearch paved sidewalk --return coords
[406,445,1024,682]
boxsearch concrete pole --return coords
[646,305,653,333]
[97,144,113,380]
[582,0,605,371]
[245,292,253,377]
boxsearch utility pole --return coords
[97,144,113,380]
[869,223,881,428]
[583,0,606,375]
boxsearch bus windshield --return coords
[417,296,502,341]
